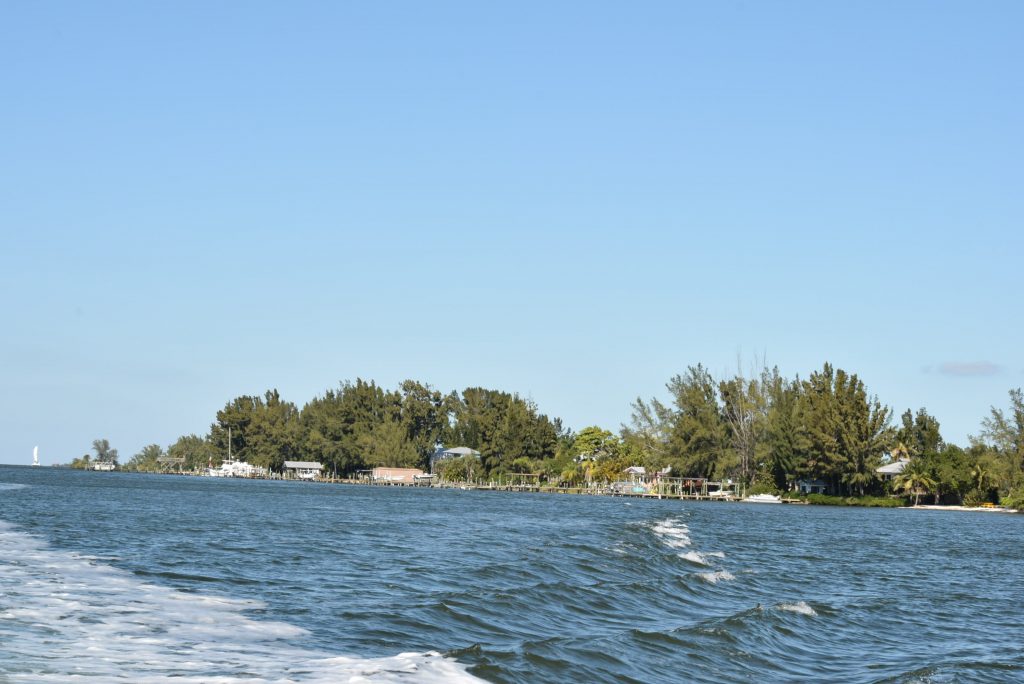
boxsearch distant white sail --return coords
[32,446,40,467]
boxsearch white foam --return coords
[0,520,481,683]
[0,482,29,491]
[697,570,735,584]
[650,518,691,549]
[679,551,709,565]
[776,601,817,616]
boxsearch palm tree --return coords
[894,461,936,506]
[891,442,913,462]
[971,462,992,493]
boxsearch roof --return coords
[877,459,909,475]
[284,461,323,470]
[624,466,646,475]
[441,446,481,457]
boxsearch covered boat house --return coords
[283,461,323,481]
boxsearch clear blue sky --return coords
[2,2,1021,465]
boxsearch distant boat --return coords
[203,426,266,478]
[32,446,40,467]
[92,461,116,472]
[743,493,782,504]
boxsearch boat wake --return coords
[0,520,480,683]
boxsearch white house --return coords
[876,459,910,481]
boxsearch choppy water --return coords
[0,466,1022,683]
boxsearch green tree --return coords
[358,415,420,467]
[399,380,448,468]
[621,396,672,466]
[125,444,163,472]
[894,459,936,506]
[978,388,1024,495]
[763,372,808,490]
[439,454,484,483]
[799,364,893,495]
[69,453,91,469]
[665,365,730,478]
[167,434,217,472]
[92,438,119,465]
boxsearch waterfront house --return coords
[795,478,828,495]
[430,446,481,473]
[371,467,425,484]
[284,461,323,480]
[876,459,909,481]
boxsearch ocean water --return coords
[1,466,1022,683]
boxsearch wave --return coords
[0,520,481,682]
[650,518,691,549]
[0,482,29,491]
[697,570,735,584]
[776,601,817,616]
[679,550,726,566]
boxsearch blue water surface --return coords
[0,465,1022,683]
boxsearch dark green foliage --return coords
[446,388,560,475]
[798,364,893,495]
[665,365,731,479]
[148,368,1021,507]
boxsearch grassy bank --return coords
[804,494,905,508]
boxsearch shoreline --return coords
[19,466,1022,513]
[903,504,1020,514]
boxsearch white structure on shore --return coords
[877,458,910,481]
[206,459,267,478]
[32,446,39,467]
[284,461,323,480]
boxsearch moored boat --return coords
[743,493,782,504]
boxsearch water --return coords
[1,466,1022,683]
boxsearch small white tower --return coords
[32,446,40,467]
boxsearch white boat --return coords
[203,427,266,478]
[205,459,266,478]
[92,461,116,472]
[743,493,782,504]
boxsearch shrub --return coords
[1001,488,1024,511]
[805,494,904,508]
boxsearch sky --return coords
[1,1,1021,465]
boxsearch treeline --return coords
[126,380,562,477]
[122,364,1024,508]
[615,363,1023,508]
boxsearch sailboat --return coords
[205,427,265,478]
[32,446,40,467]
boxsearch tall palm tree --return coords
[894,461,936,506]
